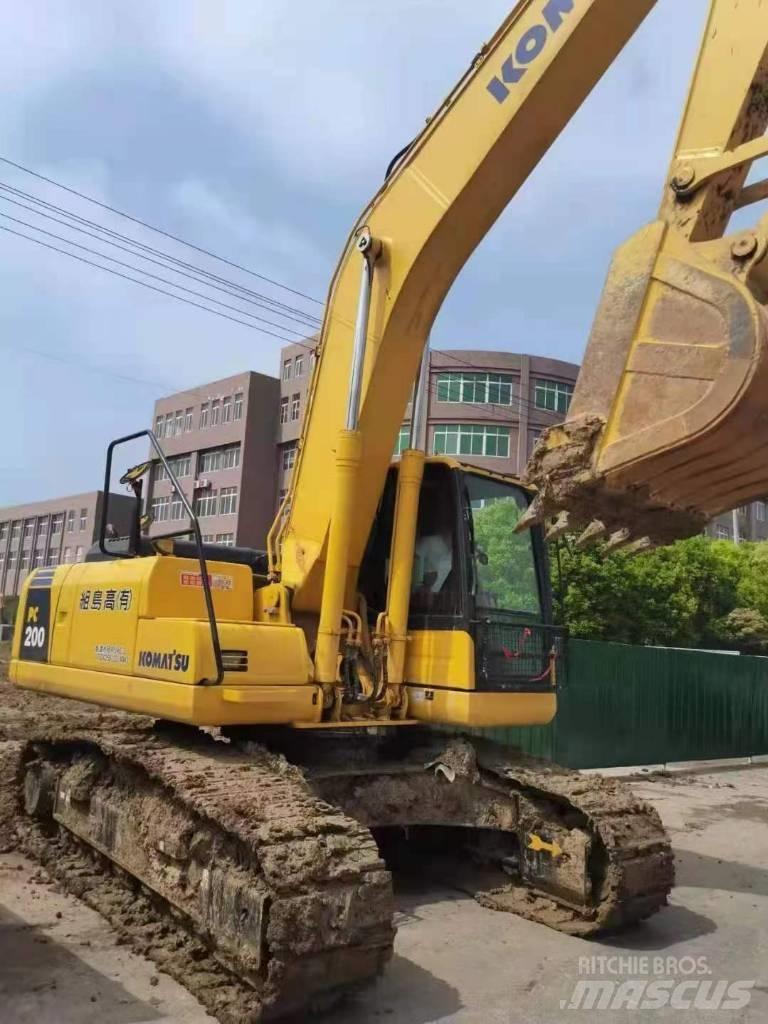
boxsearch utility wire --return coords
[0,190,321,332]
[0,181,323,329]
[0,210,308,340]
[0,154,325,307]
[0,223,297,341]
[2,338,174,390]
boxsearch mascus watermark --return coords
[560,956,754,1011]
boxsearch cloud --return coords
[0,0,717,505]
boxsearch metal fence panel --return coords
[480,639,768,769]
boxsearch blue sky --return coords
[0,0,711,505]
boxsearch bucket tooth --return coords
[575,519,606,548]
[605,528,632,551]
[625,536,653,556]
[545,510,570,542]
[514,494,544,533]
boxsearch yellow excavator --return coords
[7,0,768,1017]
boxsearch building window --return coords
[62,547,71,563]
[66,510,75,533]
[290,393,300,421]
[757,502,766,523]
[394,425,411,456]
[282,445,297,471]
[233,392,243,420]
[283,359,292,382]
[155,454,192,482]
[534,379,574,415]
[33,549,44,568]
[715,524,732,540]
[199,402,210,429]
[436,372,515,406]
[10,521,20,542]
[20,550,29,570]
[164,411,174,437]
[215,532,235,546]
[278,488,288,507]
[79,508,87,531]
[51,513,63,535]
[202,534,215,543]
[210,399,221,427]
[172,410,182,436]
[200,449,218,474]
[222,395,232,424]
[151,496,170,522]
[8,550,16,570]
[222,444,240,470]
[23,521,34,542]
[169,493,184,520]
[155,414,164,438]
[219,486,238,516]
[199,444,240,474]
[184,407,194,431]
[432,424,511,459]
[75,546,84,561]
[294,354,304,377]
[280,397,289,424]
[0,522,6,542]
[195,490,218,517]
[739,505,750,516]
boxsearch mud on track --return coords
[0,677,267,1022]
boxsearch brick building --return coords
[1,341,764,615]
[276,339,580,502]
[144,370,280,548]
[0,491,134,604]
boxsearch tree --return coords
[714,607,768,654]
[551,535,752,649]
[472,498,540,613]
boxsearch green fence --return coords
[485,639,768,769]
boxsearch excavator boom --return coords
[523,0,768,549]
[276,0,658,608]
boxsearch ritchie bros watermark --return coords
[559,955,754,1012]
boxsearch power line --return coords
[0,209,308,340]
[0,181,323,329]
[0,191,321,332]
[0,154,325,307]
[2,338,173,390]
[0,223,297,341]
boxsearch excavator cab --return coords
[360,459,563,720]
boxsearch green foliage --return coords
[552,535,768,651]
[472,498,540,613]
[713,607,768,654]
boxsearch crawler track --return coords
[1,682,673,1021]
[303,733,674,937]
[17,725,394,1021]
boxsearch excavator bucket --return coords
[523,0,768,548]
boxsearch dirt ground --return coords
[2,667,768,1023]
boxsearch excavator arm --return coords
[521,0,768,549]
[272,0,659,611]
